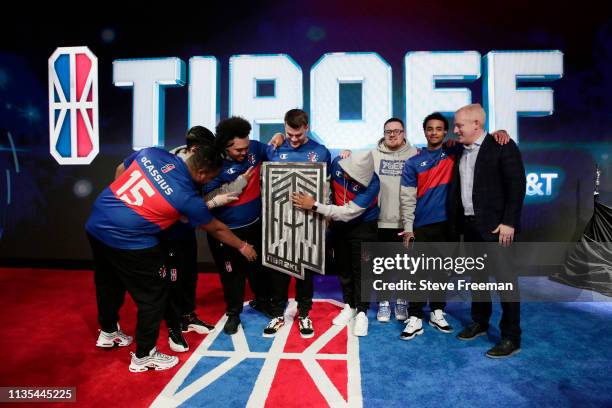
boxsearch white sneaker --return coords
[332,304,356,326]
[353,312,369,337]
[400,316,423,340]
[395,299,408,321]
[128,347,179,373]
[96,324,133,348]
[429,309,453,333]
[376,301,391,322]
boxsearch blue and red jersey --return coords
[203,140,273,229]
[401,145,461,228]
[330,157,380,223]
[268,139,332,173]
[86,147,213,250]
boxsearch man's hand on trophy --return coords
[291,191,315,210]
[269,132,285,149]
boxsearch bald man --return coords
[448,103,526,358]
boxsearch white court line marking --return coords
[246,301,297,408]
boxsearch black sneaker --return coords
[457,322,488,341]
[223,314,241,335]
[168,327,189,352]
[249,300,273,318]
[262,316,285,338]
[181,312,215,334]
[298,316,315,339]
[486,339,521,359]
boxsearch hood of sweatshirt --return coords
[338,151,375,187]
[376,138,415,156]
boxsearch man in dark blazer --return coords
[447,103,526,358]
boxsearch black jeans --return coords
[269,269,314,318]
[208,220,270,316]
[377,227,403,243]
[463,216,521,344]
[88,234,165,357]
[408,221,449,318]
[331,220,378,313]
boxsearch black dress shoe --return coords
[457,322,488,341]
[486,339,521,359]
[223,315,241,335]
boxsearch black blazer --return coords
[447,134,526,241]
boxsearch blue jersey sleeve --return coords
[177,193,214,227]
[352,174,380,208]
[401,158,418,188]
[123,150,139,168]
[202,173,227,194]
[324,148,332,178]
[251,140,275,161]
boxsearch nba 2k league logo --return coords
[151,300,362,407]
[48,47,99,165]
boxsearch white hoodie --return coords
[370,139,418,229]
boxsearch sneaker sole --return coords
[457,331,487,341]
[128,361,179,373]
[400,328,424,340]
[486,348,521,359]
[429,320,454,333]
[168,339,189,353]
[353,329,368,337]
[299,332,315,339]
[96,339,132,348]
[395,316,407,321]
[376,316,391,323]
[183,325,215,335]
[262,332,277,338]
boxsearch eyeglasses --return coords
[384,129,404,136]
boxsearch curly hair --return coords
[214,116,251,151]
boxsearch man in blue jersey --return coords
[86,144,257,372]
[158,126,218,353]
[203,117,281,335]
[399,112,508,340]
[262,109,332,339]
[292,151,380,336]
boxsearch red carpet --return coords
[0,267,254,407]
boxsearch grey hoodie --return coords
[339,150,374,187]
[370,139,418,229]
[314,151,376,223]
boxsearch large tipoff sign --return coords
[48,48,564,164]
[261,162,327,279]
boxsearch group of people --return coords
[85,103,526,373]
